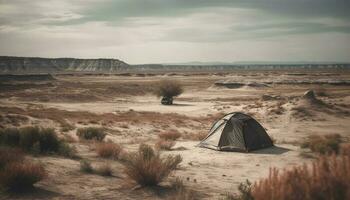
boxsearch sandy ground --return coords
[1,70,350,199]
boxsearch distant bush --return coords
[124,144,182,186]
[301,134,342,154]
[155,139,175,151]
[96,142,122,159]
[158,131,182,141]
[155,80,183,98]
[252,155,350,200]
[0,161,46,192]
[76,127,106,141]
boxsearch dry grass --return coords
[301,134,343,155]
[124,144,182,186]
[76,127,106,141]
[158,131,182,141]
[0,161,46,192]
[252,155,350,200]
[155,139,176,151]
[0,147,24,170]
[340,143,350,156]
[96,142,122,159]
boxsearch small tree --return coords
[155,80,183,105]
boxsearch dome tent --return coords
[198,112,273,152]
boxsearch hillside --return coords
[0,56,349,73]
[0,56,129,73]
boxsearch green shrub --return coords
[76,127,106,141]
[0,128,20,146]
[124,144,182,186]
[0,127,76,158]
[58,143,78,159]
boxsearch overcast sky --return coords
[0,0,350,64]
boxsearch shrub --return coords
[0,128,20,146]
[301,134,342,154]
[223,180,254,200]
[158,131,181,141]
[169,178,198,200]
[155,139,175,151]
[96,163,113,176]
[155,80,183,98]
[124,144,182,186]
[0,127,76,158]
[183,132,207,141]
[0,147,24,170]
[80,159,94,173]
[96,142,122,159]
[58,143,78,159]
[76,127,106,141]
[340,143,350,157]
[252,155,350,200]
[0,161,46,191]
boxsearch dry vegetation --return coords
[253,155,350,200]
[76,127,106,141]
[155,139,176,150]
[158,131,182,140]
[155,80,184,98]
[0,147,46,192]
[0,126,76,157]
[96,142,122,159]
[301,134,343,155]
[124,144,182,186]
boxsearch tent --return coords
[198,112,273,152]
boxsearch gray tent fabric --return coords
[199,112,273,152]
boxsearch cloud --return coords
[0,0,349,63]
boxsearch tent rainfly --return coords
[198,112,273,152]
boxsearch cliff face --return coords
[0,56,130,73]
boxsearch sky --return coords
[0,0,350,64]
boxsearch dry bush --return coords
[158,131,182,141]
[301,134,342,154]
[76,127,106,141]
[96,142,122,159]
[124,144,182,186]
[183,132,207,141]
[0,161,46,191]
[0,147,24,170]
[223,180,254,200]
[169,177,198,200]
[155,80,183,98]
[155,139,176,151]
[80,159,94,173]
[252,155,350,200]
[340,143,350,156]
[96,163,113,176]
[60,122,75,132]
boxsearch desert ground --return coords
[1,70,350,199]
